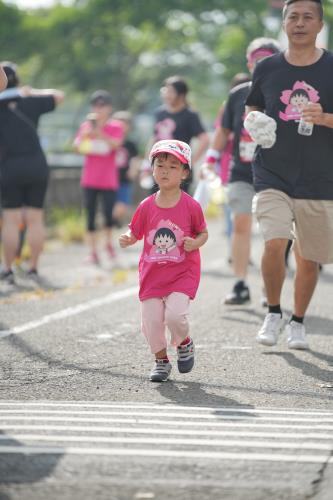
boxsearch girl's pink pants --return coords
[141,292,190,354]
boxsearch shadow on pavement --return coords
[263,351,333,388]
[156,380,256,418]
[0,431,62,487]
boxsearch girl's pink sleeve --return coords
[192,202,207,234]
[128,202,146,240]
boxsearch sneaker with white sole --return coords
[177,337,195,373]
[149,360,172,382]
[256,313,284,346]
[286,321,309,350]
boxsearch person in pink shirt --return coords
[119,140,208,382]
[74,90,124,264]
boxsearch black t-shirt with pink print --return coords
[154,106,205,145]
[246,51,333,200]
[222,81,256,185]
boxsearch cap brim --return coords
[152,149,188,164]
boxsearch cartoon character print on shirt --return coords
[155,118,176,140]
[144,219,185,264]
[239,112,257,163]
[279,81,320,122]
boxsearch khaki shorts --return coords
[252,189,333,264]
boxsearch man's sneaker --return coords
[256,313,284,346]
[286,321,309,350]
[177,337,195,373]
[0,269,15,285]
[149,360,172,382]
[224,282,250,305]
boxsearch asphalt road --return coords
[0,214,332,500]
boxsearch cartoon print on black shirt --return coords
[144,219,185,263]
[279,81,320,122]
[155,118,176,140]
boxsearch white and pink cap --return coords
[149,140,192,169]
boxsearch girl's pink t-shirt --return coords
[76,120,124,190]
[129,191,207,301]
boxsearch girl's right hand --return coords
[119,234,133,248]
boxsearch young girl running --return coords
[119,140,208,382]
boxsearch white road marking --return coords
[0,416,332,430]
[1,434,332,451]
[1,402,331,416]
[0,410,332,422]
[0,286,138,339]
[1,425,331,440]
[0,446,331,464]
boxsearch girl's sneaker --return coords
[177,337,195,373]
[149,360,172,382]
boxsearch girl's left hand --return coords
[183,236,197,252]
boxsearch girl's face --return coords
[152,153,188,190]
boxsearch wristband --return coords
[205,148,220,164]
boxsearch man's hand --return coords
[244,111,277,149]
[301,102,324,126]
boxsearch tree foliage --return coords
[1,0,332,119]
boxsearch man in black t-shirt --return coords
[202,38,280,306]
[142,76,209,193]
[0,62,64,283]
[245,0,333,350]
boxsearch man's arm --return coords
[20,86,65,105]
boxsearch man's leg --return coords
[232,213,252,279]
[293,244,319,317]
[262,238,289,306]
[224,182,253,305]
[1,209,22,272]
[25,208,45,271]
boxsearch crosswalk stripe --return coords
[0,446,331,463]
[0,411,332,422]
[0,425,331,440]
[1,402,332,465]
[1,434,331,451]
[0,402,331,415]
[1,416,332,429]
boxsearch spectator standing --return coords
[74,90,124,264]
[0,62,64,283]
